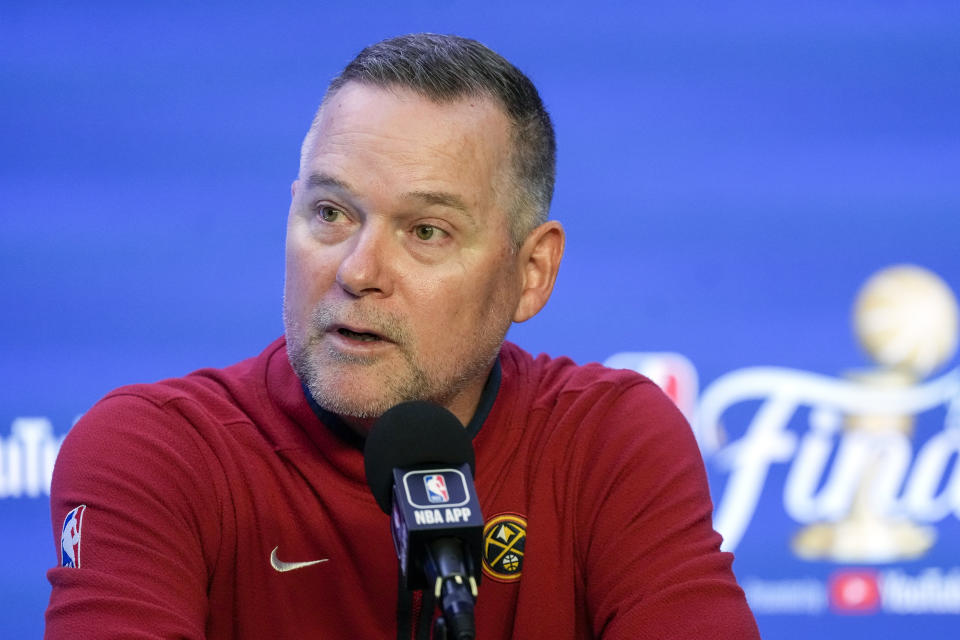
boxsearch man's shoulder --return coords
[500,340,656,401]
[496,341,685,446]
[100,337,284,412]
[68,338,287,446]
[54,339,290,499]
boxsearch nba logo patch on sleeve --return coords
[60,505,86,568]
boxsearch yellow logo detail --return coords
[482,513,527,582]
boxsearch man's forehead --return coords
[299,84,514,208]
[307,83,510,153]
[301,83,512,172]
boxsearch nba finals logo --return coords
[424,474,450,504]
[607,264,960,565]
[698,264,960,560]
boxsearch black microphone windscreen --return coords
[364,401,475,514]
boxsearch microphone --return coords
[364,401,484,640]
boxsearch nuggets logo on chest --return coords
[481,513,526,582]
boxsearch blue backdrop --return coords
[3,2,959,637]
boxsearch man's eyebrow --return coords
[405,190,470,214]
[304,173,352,193]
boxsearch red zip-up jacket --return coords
[46,338,759,638]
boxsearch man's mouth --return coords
[337,327,384,342]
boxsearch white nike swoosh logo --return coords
[270,546,329,573]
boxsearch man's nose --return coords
[336,224,394,298]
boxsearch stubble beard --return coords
[284,299,507,420]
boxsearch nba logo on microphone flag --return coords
[60,505,86,568]
[424,474,449,504]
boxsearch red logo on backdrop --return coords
[829,570,881,614]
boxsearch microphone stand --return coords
[424,537,478,640]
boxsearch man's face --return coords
[284,83,525,427]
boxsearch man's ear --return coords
[290,179,299,198]
[513,220,565,323]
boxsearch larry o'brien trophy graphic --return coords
[791,265,960,562]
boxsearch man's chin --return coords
[304,368,427,420]
[291,348,440,421]
[308,385,395,420]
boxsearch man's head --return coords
[303,33,555,245]
[284,34,564,430]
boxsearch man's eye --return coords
[317,206,344,222]
[414,225,437,241]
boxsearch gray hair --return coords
[307,33,555,245]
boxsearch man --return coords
[46,34,760,638]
